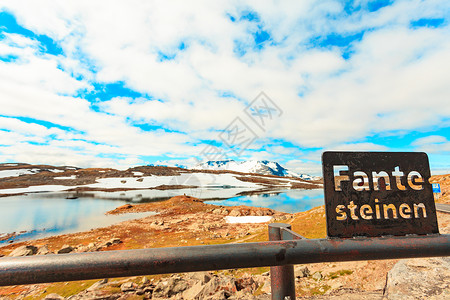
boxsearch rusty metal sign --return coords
[322,151,439,238]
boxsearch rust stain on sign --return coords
[322,151,439,238]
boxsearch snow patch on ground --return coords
[87,173,262,189]
[49,169,65,173]
[0,185,74,194]
[54,175,77,180]
[195,160,270,174]
[132,171,144,176]
[0,169,37,178]
[225,216,273,223]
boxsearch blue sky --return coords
[0,0,449,176]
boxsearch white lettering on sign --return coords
[333,165,427,221]
[333,165,424,192]
[335,199,427,221]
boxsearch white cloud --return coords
[0,0,449,168]
[0,117,55,137]
[283,142,389,176]
[412,135,450,153]
[412,135,447,146]
[1,32,37,48]
[326,142,389,152]
[284,159,322,177]
[0,142,143,168]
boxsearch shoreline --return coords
[0,195,293,254]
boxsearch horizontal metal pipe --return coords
[0,234,449,286]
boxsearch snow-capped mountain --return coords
[193,160,316,180]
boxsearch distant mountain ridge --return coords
[0,161,318,181]
[193,160,316,180]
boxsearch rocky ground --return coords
[0,175,449,299]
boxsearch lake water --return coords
[205,189,324,213]
[0,188,324,244]
[0,193,156,244]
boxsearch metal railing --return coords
[0,223,449,300]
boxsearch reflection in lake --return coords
[205,189,324,213]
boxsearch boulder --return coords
[183,281,205,300]
[236,276,257,293]
[142,286,153,294]
[295,266,310,278]
[199,275,237,298]
[167,276,189,296]
[75,242,99,252]
[384,257,450,299]
[229,290,256,299]
[153,276,188,298]
[87,242,98,251]
[109,237,121,245]
[189,271,212,284]
[87,278,108,292]
[9,245,37,257]
[135,288,145,295]
[104,238,121,247]
[43,293,64,300]
[229,209,241,217]
[57,245,74,254]
[312,271,322,281]
[75,245,89,253]
[212,208,222,214]
[206,290,229,300]
[37,245,50,255]
[120,281,137,292]
[259,279,271,294]
[152,281,168,297]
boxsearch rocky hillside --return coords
[0,163,321,198]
